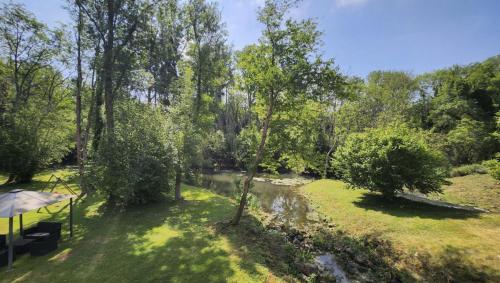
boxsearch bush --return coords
[444,118,493,165]
[450,164,488,177]
[482,156,500,180]
[87,101,175,207]
[333,125,449,197]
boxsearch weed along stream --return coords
[202,172,351,282]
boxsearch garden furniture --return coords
[13,238,35,255]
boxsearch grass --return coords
[0,170,291,282]
[301,175,500,281]
[428,174,500,212]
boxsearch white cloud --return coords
[335,0,370,8]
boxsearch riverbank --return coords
[300,176,500,282]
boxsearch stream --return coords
[202,172,351,282]
[202,172,313,227]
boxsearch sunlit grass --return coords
[0,170,283,282]
[301,176,500,280]
[429,174,500,213]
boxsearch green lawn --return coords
[429,174,500,213]
[301,176,500,281]
[0,170,287,282]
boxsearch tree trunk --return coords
[91,42,104,151]
[323,144,335,179]
[147,87,152,104]
[93,79,104,149]
[103,0,115,137]
[76,2,84,190]
[4,174,15,185]
[323,100,340,179]
[82,89,94,165]
[175,166,182,201]
[232,100,274,225]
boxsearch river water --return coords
[202,172,313,227]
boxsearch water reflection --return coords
[202,172,312,227]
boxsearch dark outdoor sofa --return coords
[0,221,63,265]
[22,221,62,256]
[23,221,62,241]
[29,233,58,256]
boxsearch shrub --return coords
[444,118,492,165]
[333,125,449,197]
[450,164,488,177]
[87,101,175,207]
[482,156,500,180]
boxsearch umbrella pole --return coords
[8,216,13,270]
[19,214,23,236]
[69,198,73,237]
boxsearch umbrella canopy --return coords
[1,189,76,270]
[0,189,75,218]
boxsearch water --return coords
[202,172,312,227]
[315,253,351,283]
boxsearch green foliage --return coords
[333,125,449,197]
[450,164,488,177]
[235,125,260,169]
[87,100,174,206]
[482,156,500,180]
[364,71,417,127]
[261,99,325,174]
[0,4,74,183]
[169,62,216,177]
[234,1,343,175]
[0,66,74,182]
[444,118,493,165]
[185,0,231,113]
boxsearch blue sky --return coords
[6,0,500,78]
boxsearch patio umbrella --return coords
[0,189,76,270]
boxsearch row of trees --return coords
[0,0,498,219]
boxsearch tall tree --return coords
[77,0,145,140]
[316,64,347,178]
[168,0,230,200]
[141,0,184,106]
[0,3,54,111]
[232,0,329,224]
[185,0,231,115]
[0,3,74,183]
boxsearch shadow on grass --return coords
[353,193,481,220]
[417,246,499,283]
[0,169,79,194]
[1,184,294,282]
